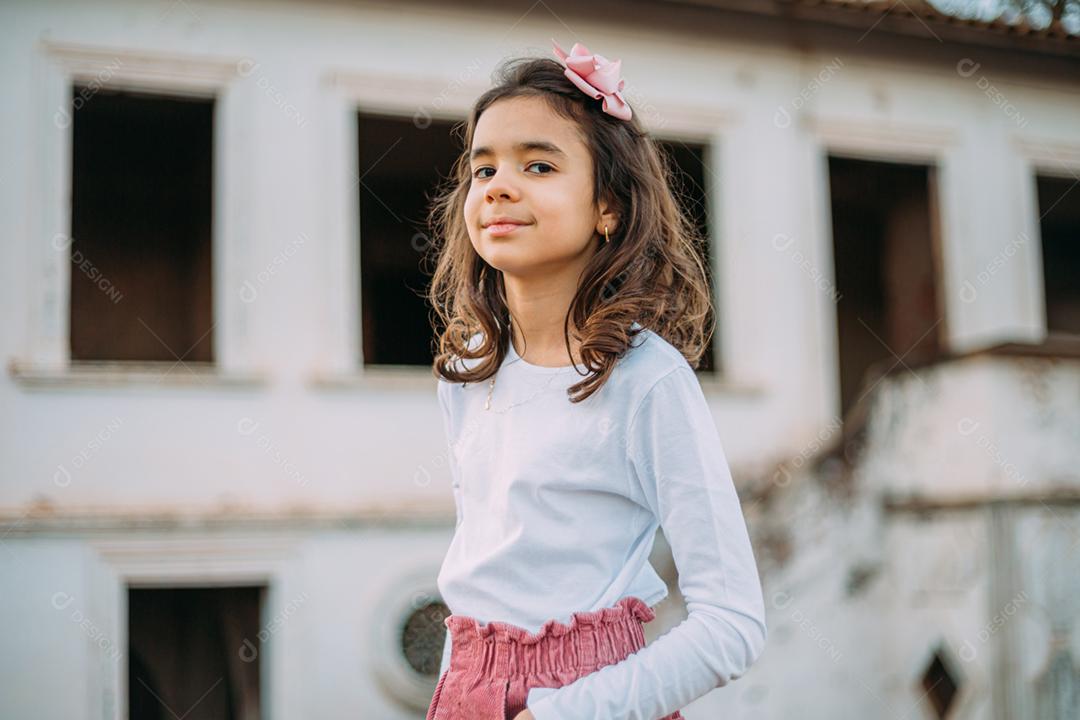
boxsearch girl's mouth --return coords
[486,223,530,237]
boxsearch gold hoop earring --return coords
[604,224,610,244]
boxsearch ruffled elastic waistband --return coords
[442,596,656,676]
[444,595,655,645]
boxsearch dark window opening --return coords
[1036,174,1080,335]
[70,86,214,363]
[357,112,461,366]
[657,139,716,373]
[828,156,944,418]
[128,586,263,720]
[920,645,960,719]
[355,116,717,371]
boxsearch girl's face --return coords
[464,96,608,278]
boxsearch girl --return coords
[424,39,767,720]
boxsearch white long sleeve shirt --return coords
[434,323,767,720]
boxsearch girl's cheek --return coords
[465,183,482,207]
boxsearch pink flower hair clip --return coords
[551,38,632,121]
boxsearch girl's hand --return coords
[512,710,535,720]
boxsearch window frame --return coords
[314,67,481,386]
[12,40,259,388]
[808,114,956,421]
[314,70,749,395]
[1018,138,1080,339]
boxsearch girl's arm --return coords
[525,366,768,720]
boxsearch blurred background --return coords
[1,0,1078,718]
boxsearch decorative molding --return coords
[324,67,483,119]
[40,39,245,93]
[0,508,455,534]
[8,360,266,390]
[804,114,958,160]
[1013,135,1080,174]
[308,366,442,392]
[92,535,297,585]
[637,102,740,137]
[884,488,1080,513]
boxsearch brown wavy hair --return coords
[426,53,713,403]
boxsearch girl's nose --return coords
[484,165,520,202]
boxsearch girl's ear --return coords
[596,198,619,236]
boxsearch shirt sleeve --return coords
[436,378,460,680]
[526,366,768,720]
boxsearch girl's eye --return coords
[471,162,554,180]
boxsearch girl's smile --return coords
[485,221,531,237]
[483,214,534,237]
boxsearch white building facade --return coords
[1,1,1077,718]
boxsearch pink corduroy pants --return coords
[425,595,685,720]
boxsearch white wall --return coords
[2,0,1077,515]
[2,1,1078,718]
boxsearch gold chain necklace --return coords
[484,375,496,410]
[483,355,566,412]
[485,333,511,410]
[483,328,577,411]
